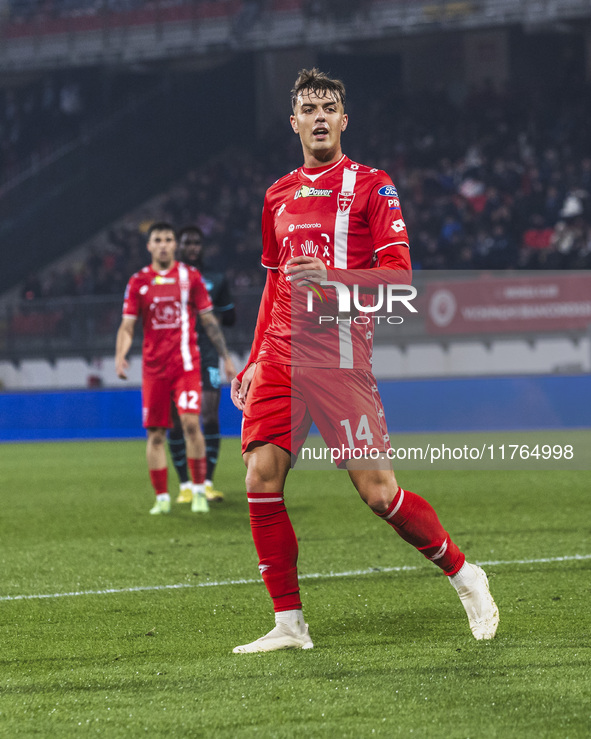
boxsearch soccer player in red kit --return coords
[115,221,235,515]
[230,69,499,652]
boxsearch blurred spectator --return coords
[20,272,43,300]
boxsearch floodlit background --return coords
[0,6,590,738]
[0,1,590,437]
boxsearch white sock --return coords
[275,609,305,631]
[156,493,170,502]
[449,561,477,591]
[193,483,205,496]
[205,479,213,487]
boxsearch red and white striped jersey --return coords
[257,155,410,369]
[123,262,213,377]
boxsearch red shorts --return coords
[142,369,202,428]
[241,361,391,464]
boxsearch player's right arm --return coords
[115,316,136,380]
[231,195,280,410]
[231,268,279,409]
[115,276,140,380]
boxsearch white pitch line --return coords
[1,553,589,603]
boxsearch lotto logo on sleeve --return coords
[378,185,398,197]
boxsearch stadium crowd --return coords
[5,0,188,22]
[16,78,591,302]
[4,0,365,24]
[0,71,157,188]
[0,76,87,185]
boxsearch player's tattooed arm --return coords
[200,310,237,381]
[200,310,230,358]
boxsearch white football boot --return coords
[191,484,210,513]
[149,494,171,515]
[233,611,313,653]
[449,562,499,640]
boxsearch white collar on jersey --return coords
[300,155,346,182]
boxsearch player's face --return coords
[290,89,348,165]
[147,230,177,270]
[179,232,203,266]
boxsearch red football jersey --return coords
[258,155,410,369]
[123,262,213,377]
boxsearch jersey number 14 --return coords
[340,415,374,447]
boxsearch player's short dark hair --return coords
[178,225,204,242]
[291,68,346,112]
[146,221,176,240]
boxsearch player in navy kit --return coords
[230,69,499,653]
[168,226,237,503]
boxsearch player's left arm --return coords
[215,277,236,327]
[366,176,411,277]
[193,270,236,381]
[320,176,412,289]
[199,310,237,381]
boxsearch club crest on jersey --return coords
[151,298,181,329]
[337,191,356,213]
[294,185,333,200]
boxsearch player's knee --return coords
[359,479,398,514]
[351,470,398,514]
[148,428,166,447]
[181,416,200,438]
[245,465,268,491]
[364,486,396,514]
[244,457,278,491]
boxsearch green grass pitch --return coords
[0,433,590,738]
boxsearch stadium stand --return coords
[2,70,589,368]
[13,78,591,305]
[0,70,159,189]
[1,1,590,371]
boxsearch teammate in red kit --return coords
[230,69,499,652]
[168,225,237,505]
[115,222,234,515]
